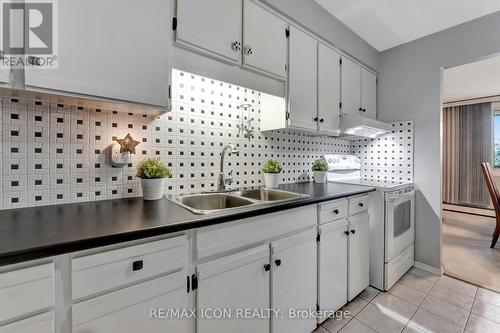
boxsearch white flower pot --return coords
[263,173,280,189]
[313,171,327,184]
[140,178,166,200]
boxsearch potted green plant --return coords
[136,158,172,200]
[312,159,328,184]
[262,159,283,188]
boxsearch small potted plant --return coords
[312,159,328,184]
[262,159,283,188]
[136,158,172,200]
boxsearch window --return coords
[495,109,500,167]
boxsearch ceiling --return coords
[443,55,500,103]
[314,0,500,51]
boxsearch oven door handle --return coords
[387,190,415,201]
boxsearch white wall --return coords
[261,0,379,71]
[378,11,500,269]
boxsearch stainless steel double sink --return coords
[169,188,310,215]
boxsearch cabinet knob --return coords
[314,117,319,122]
[244,46,253,55]
[333,209,339,215]
[319,118,324,123]
[231,41,241,51]
[359,202,364,207]
[358,107,363,111]
[275,259,282,267]
[344,231,350,235]
[361,108,367,112]
[351,229,356,234]
[264,264,271,271]
[132,260,143,271]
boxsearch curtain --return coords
[443,102,492,208]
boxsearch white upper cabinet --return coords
[341,56,377,119]
[243,0,287,78]
[318,43,341,136]
[361,68,377,119]
[24,0,172,108]
[340,56,362,116]
[0,68,8,84]
[176,0,242,63]
[288,26,317,131]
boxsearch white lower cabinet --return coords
[318,220,348,319]
[271,229,317,333]
[347,212,370,301]
[72,271,189,333]
[196,245,270,333]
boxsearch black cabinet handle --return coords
[264,264,271,271]
[359,202,364,207]
[344,231,350,235]
[358,107,363,111]
[314,117,319,122]
[132,260,143,271]
[275,259,282,266]
[333,209,339,214]
[351,229,356,234]
[319,118,324,123]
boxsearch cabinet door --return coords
[243,0,287,78]
[0,68,8,84]
[340,56,361,116]
[318,220,348,319]
[288,26,317,131]
[177,0,242,63]
[348,212,370,301]
[72,272,190,333]
[361,68,377,119]
[197,245,270,333]
[24,0,172,107]
[272,229,317,333]
[318,43,341,136]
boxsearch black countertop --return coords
[0,182,375,266]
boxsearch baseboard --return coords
[414,261,443,275]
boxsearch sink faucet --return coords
[218,144,240,191]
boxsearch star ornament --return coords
[115,133,140,154]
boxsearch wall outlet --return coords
[110,142,132,167]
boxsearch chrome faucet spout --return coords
[218,144,239,191]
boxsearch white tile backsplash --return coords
[0,69,413,210]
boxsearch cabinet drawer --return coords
[73,272,188,333]
[197,205,316,259]
[318,198,347,224]
[0,312,54,333]
[0,263,54,323]
[348,195,369,216]
[72,235,187,300]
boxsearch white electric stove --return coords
[323,154,415,290]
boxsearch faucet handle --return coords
[226,170,234,185]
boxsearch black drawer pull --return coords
[344,231,350,235]
[264,264,271,271]
[358,202,364,207]
[351,229,356,234]
[333,209,339,214]
[275,259,282,266]
[132,260,143,271]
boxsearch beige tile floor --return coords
[442,210,500,292]
[314,267,500,333]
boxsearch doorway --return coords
[442,56,500,292]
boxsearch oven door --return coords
[384,189,415,262]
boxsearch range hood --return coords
[340,113,392,138]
